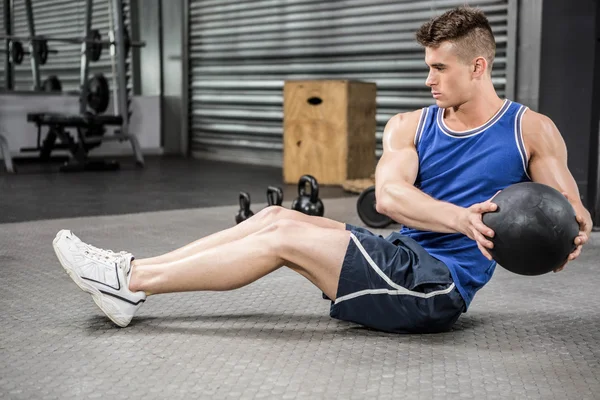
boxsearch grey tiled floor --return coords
[0,156,353,223]
[1,198,599,399]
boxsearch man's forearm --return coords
[378,184,465,234]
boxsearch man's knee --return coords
[245,219,299,263]
[257,218,298,235]
[254,219,304,249]
[254,205,288,222]
[255,205,314,223]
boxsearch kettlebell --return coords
[266,186,284,207]
[235,191,254,224]
[291,175,325,216]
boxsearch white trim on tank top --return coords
[414,107,430,146]
[436,99,512,138]
[514,105,531,179]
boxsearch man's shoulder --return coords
[520,108,557,135]
[520,108,560,152]
[385,109,428,136]
[392,109,427,125]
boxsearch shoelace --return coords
[83,243,129,259]
[83,249,131,272]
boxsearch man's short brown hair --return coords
[416,6,496,72]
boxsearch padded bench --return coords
[25,112,143,172]
[27,112,124,127]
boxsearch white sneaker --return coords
[52,230,146,327]
[67,233,130,258]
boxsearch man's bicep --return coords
[375,113,420,198]
[525,112,580,200]
[375,148,419,189]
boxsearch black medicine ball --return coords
[482,182,579,276]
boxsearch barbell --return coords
[1,28,144,62]
[0,31,145,47]
[9,40,59,65]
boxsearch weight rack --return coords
[1,0,145,173]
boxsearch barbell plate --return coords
[34,40,49,65]
[87,30,103,62]
[10,41,24,65]
[86,74,110,114]
[42,76,62,92]
[356,186,394,229]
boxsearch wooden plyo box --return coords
[283,80,377,185]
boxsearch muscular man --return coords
[53,7,592,333]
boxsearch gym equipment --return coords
[7,0,145,172]
[283,80,377,185]
[32,39,49,65]
[9,40,24,64]
[80,28,131,62]
[235,192,254,224]
[87,29,103,62]
[267,186,284,207]
[8,39,54,65]
[42,75,62,92]
[24,113,144,172]
[356,186,395,228]
[291,175,325,216]
[86,74,110,114]
[482,182,580,276]
[0,31,145,52]
[122,26,132,59]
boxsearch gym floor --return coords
[0,156,353,224]
[1,157,599,399]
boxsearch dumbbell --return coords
[291,175,324,217]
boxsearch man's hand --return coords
[553,192,593,273]
[457,193,500,261]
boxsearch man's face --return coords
[424,42,474,108]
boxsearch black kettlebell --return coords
[266,186,284,207]
[291,175,325,216]
[235,191,254,224]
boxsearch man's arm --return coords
[523,110,590,220]
[375,111,487,235]
[522,110,593,268]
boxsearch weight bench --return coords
[25,112,144,172]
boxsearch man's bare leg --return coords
[128,219,351,300]
[134,206,346,266]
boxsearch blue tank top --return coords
[400,99,530,308]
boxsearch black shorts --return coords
[330,224,465,334]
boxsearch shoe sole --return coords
[53,231,130,328]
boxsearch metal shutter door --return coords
[188,0,514,166]
[0,6,4,89]
[10,0,131,93]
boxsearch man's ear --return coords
[472,56,488,77]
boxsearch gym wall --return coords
[515,0,600,216]
[538,0,599,214]
[0,4,4,89]
[186,0,516,166]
